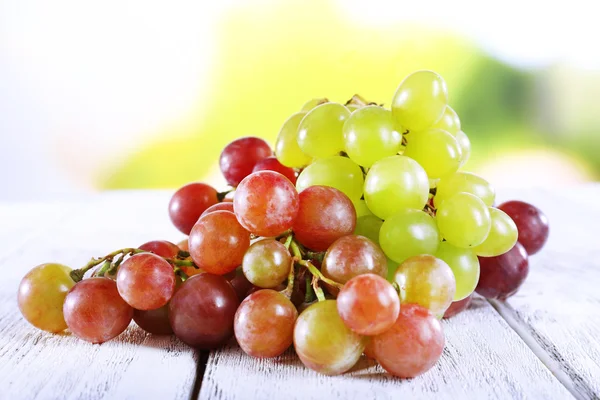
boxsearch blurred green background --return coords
[1,0,598,200]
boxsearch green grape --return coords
[431,106,461,135]
[296,156,364,201]
[297,103,350,158]
[275,112,312,168]
[386,257,398,282]
[393,255,456,316]
[437,192,491,248]
[301,98,328,112]
[379,209,440,264]
[364,155,429,219]
[403,128,460,179]
[455,130,471,166]
[435,172,495,207]
[354,215,383,245]
[435,242,479,301]
[473,208,518,257]
[352,199,374,218]
[342,106,402,167]
[391,70,448,132]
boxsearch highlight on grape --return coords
[17,70,550,378]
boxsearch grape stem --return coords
[311,275,326,302]
[70,248,146,282]
[280,256,296,299]
[305,250,325,263]
[297,259,344,291]
[217,189,234,202]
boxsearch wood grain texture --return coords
[0,193,197,400]
[495,186,600,400]
[200,296,571,400]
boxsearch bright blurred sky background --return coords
[1,0,599,200]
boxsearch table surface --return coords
[0,186,598,400]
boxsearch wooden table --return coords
[1,186,598,400]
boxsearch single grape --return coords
[431,105,461,135]
[178,239,189,251]
[133,305,172,335]
[116,253,176,310]
[18,263,75,333]
[342,106,402,167]
[169,274,239,349]
[228,268,255,301]
[234,289,297,358]
[293,300,365,375]
[498,200,549,255]
[200,202,235,218]
[297,103,350,158]
[219,136,273,186]
[275,112,312,168]
[435,171,496,208]
[139,240,180,258]
[292,186,356,251]
[242,239,292,288]
[252,156,297,184]
[391,70,448,132]
[455,130,471,166]
[437,192,491,248]
[379,209,439,264]
[476,242,529,300]
[322,235,387,284]
[296,156,364,202]
[473,208,518,257]
[403,128,460,179]
[352,198,374,218]
[371,304,444,378]
[337,274,400,336]
[353,215,383,245]
[435,242,479,301]
[234,171,299,237]
[168,183,218,235]
[364,155,429,219]
[393,255,456,316]
[189,211,250,275]
[443,293,473,319]
[300,98,328,112]
[63,277,133,343]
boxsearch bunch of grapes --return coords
[17,70,550,379]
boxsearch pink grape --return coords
[139,240,180,258]
[292,186,356,251]
[322,235,387,284]
[337,274,400,335]
[234,171,299,237]
[200,202,235,218]
[372,304,444,378]
[252,156,297,184]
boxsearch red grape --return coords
[364,338,376,359]
[234,289,297,358]
[337,274,400,335]
[294,300,365,375]
[169,274,239,349]
[498,200,549,255]
[322,235,387,284]
[220,137,273,186]
[233,171,299,237]
[228,269,255,301]
[443,293,473,319]
[476,242,529,300]
[169,183,218,235]
[371,304,444,378]
[242,239,292,288]
[200,202,235,218]
[18,263,75,333]
[252,156,297,184]
[292,186,356,251]
[63,278,133,343]
[133,305,172,335]
[116,253,176,310]
[189,211,250,275]
[139,240,180,258]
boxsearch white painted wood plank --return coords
[200,296,571,400]
[0,192,197,400]
[496,185,600,399]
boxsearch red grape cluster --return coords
[17,72,550,379]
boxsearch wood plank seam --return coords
[488,299,597,400]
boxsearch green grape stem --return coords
[173,267,190,282]
[311,274,326,302]
[297,259,343,291]
[280,256,297,299]
[70,247,200,283]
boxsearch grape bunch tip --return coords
[18,70,550,379]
